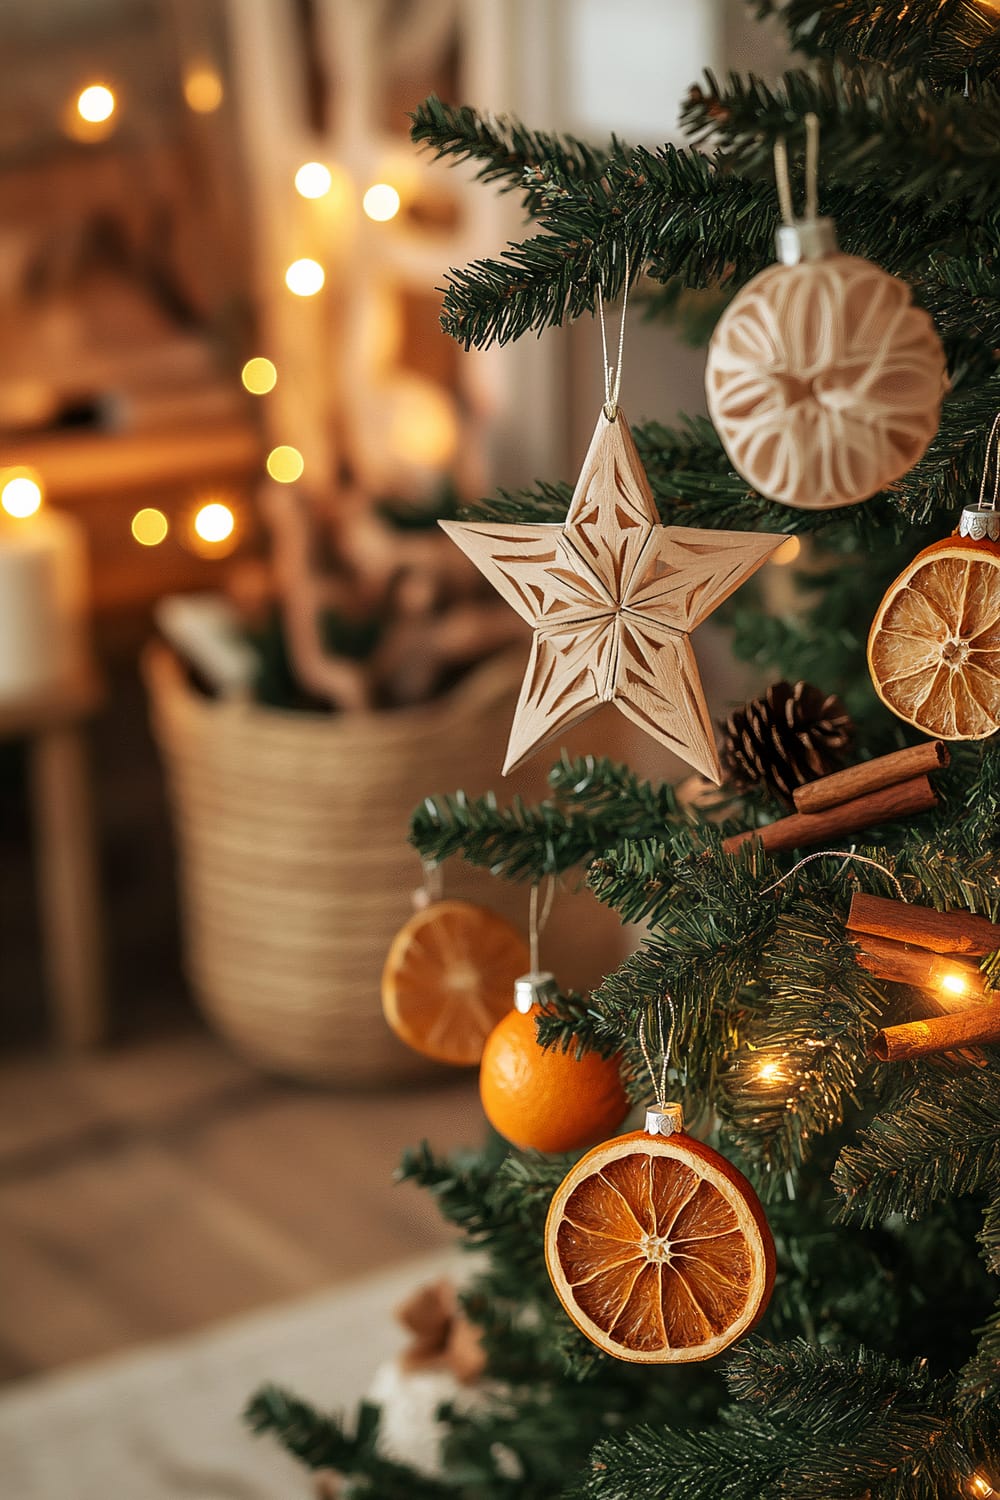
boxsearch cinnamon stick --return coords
[872,1001,1000,1062]
[847,892,1000,957]
[793,742,948,814]
[722,775,938,856]
[852,931,986,1001]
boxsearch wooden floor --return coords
[0,1026,482,1383]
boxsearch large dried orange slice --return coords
[868,534,1000,740]
[381,901,529,1066]
[545,1130,774,1363]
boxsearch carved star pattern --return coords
[442,411,785,781]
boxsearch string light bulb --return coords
[362,183,401,222]
[241,357,277,395]
[940,970,969,998]
[750,1054,791,1088]
[295,161,332,199]
[193,501,235,544]
[772,536,801,566]
[131,507,169,546]
[266,445,304,483]
[183,65,224,114]
[756,1060,785,1083]
[1,469,44,518]
[969,1473,996,1498]
[76,84,115,123]
[285,258,325,296]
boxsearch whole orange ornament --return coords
[479,981,629,1153]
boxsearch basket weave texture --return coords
[144,643,526,1085]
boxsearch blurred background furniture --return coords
[1,663,107,1048]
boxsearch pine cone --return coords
[721,681,854,801]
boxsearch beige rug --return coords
[0,1252,458,1500]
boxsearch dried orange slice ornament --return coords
[545,1103,775,1363]
[868,500,1000,741]
[381,900,529,1066]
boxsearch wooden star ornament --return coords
[442,411,785,781]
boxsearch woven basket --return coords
[144,643,527,1086]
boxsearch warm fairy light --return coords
[295,161,332,199]
[76,84,116,123]
[772,536,802,566]
[284,258,325,296]
[183,65,224,114]
[362,182,401,222]
[1,470,43,518]
[193,501,235,544]
[940,970,968,998]
[969,1474,996,1498]
[266,445,304,483]
[241,357,277,395]
[131,507,169,546]
[383,378,459,469]
[751,1054,790,1087]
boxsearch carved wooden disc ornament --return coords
[441,411,784,781]
[705,254,947,510]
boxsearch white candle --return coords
[0,507,88,701]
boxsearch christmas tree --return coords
[248,3,1000,1494]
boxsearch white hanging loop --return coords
[960,410,1000,540]
[528,875,557,976]
[638,995,677,1105]
[413,858,444,910]
[639,996,683,1137]
[772,112,821,226]
[772,114,835,266]
[596,246,632,421]
[976,411,1000,513]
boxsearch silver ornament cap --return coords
[645,1102,684,1138]
[959,505,1000,543]
[514,971,559,1014]
[775,217,838,266]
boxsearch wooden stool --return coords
[1,666,108,1046]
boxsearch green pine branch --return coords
[397,1143,567,1299]
[683,62,1000,217]
[754,0,1000,88]
[410,94,616,213]
[833,1070,1000,1224]
[458,382,1000,540]
[573,1339,983,1499]
[245,1388,449,1497]
[409,754,691,881]
[958,1296,1000,1409]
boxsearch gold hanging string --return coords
[528,875,557,975]
[759,847,905,902]
[976,411,1000,513]
[638,994,677,1105]
[773,112,821,226]
[596,246,632,421]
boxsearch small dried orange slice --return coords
[381,900,529,1066]
[545,1130,775,1363]
[868,535,1000,740]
